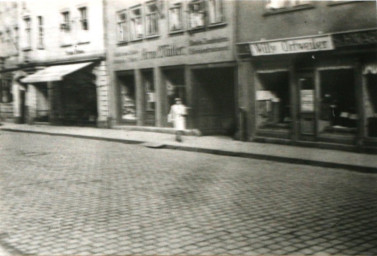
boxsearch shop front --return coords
[238,29,377,151]
[20,61,101,126]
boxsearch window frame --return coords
[129,5,144,41]
[23,16,32,50]
[264,0,314,16]
[207,0,225,26]
[117,9,128,44]
[168,2,184,33]
[144,0,159,38]
[188,0,206,31]
[78,6,88,31]
[37,16,44,49]
[60,11,71,32]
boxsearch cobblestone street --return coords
[0,131,376,255]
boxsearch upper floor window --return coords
[188,0,205,29]
[145,1,159,37]
[208,0,224,24]
[79,7,88,30]
[117,11,128,42]
[37,16,44,48]
[266,0,311,10]
[60,11,70,32]
[168,2,183,32]
[13,26,18,50]
[130,6,143,40]
[23,16,31,49]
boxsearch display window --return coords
[318,69,357,136]
[365,74,377,138]
[118,75,136,122]
[256,71,291,132]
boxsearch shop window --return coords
[79,7,88,31]
[168,2,183,32]
[23,16,31,50]
[117,11,128,43]
[366,75,377,137]
[37,16,44,49]
[256,72,291,131]
[0,79,13,103]
[164,69,186,127]
[208,0,224,24]
[130,6,143,40]
[318,69,357,136]
[145,1,159,37]
[119,75,136,122]
[188,0,205,30]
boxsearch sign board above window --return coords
[249,35,334,56]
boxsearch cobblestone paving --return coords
[0,131,376,255]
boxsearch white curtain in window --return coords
[266,0,286,9]
[169,7,181,30]
[208,0,222,23]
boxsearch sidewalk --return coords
[1,122,376,173]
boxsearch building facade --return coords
[0,1,19,122]
[236,0,377,151]
[105,0,238,135]
[9,0,109,126]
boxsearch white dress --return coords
[169,104,187,131]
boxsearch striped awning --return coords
[21,62,93,83]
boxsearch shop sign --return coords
[250,35,334,56]
[300,90,314,112]
[333,29,377,47]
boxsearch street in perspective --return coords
[1,0,377,255]
[0,130,377,255]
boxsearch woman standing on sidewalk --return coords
[168,98,187,142]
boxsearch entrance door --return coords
[20,90,26,123]
[194,67,236,135]
[297,72,316,139]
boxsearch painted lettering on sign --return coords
[142,44,185,60]
[250,35,334,56]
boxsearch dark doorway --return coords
[193,67,236,135]
[118,73,137,124]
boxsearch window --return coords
[13,26,18,50]
[117,11,128,42]
[145,1,159,36]
[0,78,13,103]
[61,11,70,32]
[208,0,224,24]
[79,7,88,30]
[23,16,31,49]
[256,72,291,132]
[168,2,183,32]
[188,0,205,29]
[130,6,143,40]
[266,0,311,10]
[37,16,44,48]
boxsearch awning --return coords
[363,64,377,75]
[21,62,93,83]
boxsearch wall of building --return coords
[17,0,105,64]
[237,1,377,43]
[105,0,237,131]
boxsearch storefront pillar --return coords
[238,60,254,140]
[135,69,144,126]
[289,63,299,142]
[184,65,193,130]
[154,66,166,127]
[356,63,366,146]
